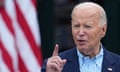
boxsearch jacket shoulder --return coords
[59,48,76,59]
[106,49,120,59]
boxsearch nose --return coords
[78,27,85,37]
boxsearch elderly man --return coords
[42,2,120,72]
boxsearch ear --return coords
[101,24,107,38]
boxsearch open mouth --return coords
[77,40,87,45]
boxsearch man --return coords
[42,2,120,72]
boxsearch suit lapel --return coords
[102,49,116,72]
[62,48,80,72]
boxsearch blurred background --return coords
[38,0,120,59]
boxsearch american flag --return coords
[0,0,43,72]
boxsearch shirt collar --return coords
[77,44,104,67]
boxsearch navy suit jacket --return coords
[41,48,120,72]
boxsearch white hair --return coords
[72,2,107,26]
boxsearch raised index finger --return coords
[52,44,59,56]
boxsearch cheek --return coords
[87,30,101,42]
[72,30,77,37]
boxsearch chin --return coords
[77,45,88,49]
[77,46,89,52]
[77,47,87,51]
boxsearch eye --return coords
[72,24,80,28]
[85,25,92,29]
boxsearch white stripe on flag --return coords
[0,0,42,72]
[14,20,41,72]
[16,0,41,45]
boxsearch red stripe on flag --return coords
[0,41,14,72]
[18,54,29,72]
[1,6,29,72]
[15,1,42,66]
[31,0,37,8]
[1,7,15,36]
[15,42,29,72]
[38,46,43,66]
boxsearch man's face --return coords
[71,7,107,56]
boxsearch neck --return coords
[90,42,101,58]
[81,42,101,58]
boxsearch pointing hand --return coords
[46,44,67,72]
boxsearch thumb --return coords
[59,59,67,70]
[62,59,67,65]
[61,59,67,66]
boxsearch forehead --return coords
[72,6,100,20]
